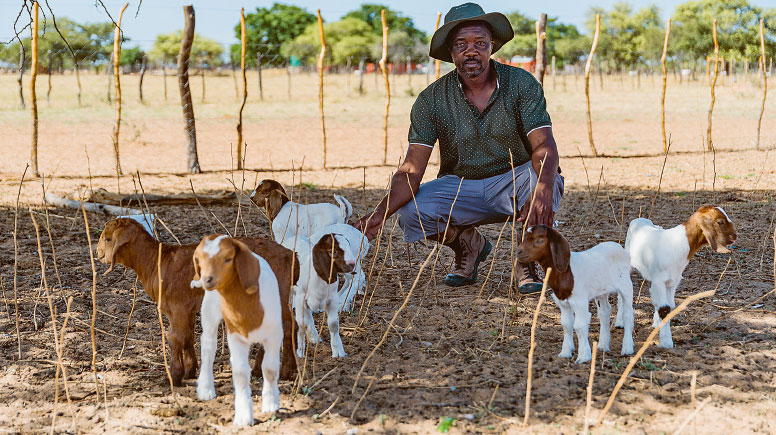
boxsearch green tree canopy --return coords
[342,4,426,41]
[231,3,316,67]
[148,31,224,66]
[282,17,379,65]
[671,0,776,62]
[119,46,145,67]
[584,3,666,70]
[498,11,587,67]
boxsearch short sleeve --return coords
[407,94,437,147]
[518,73,552,132]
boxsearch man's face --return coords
[448,23,493,78]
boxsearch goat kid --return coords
[250,179,352,244]
[623,205,736,348]
[97,218,297,387]
[517,225,634,363]
[191,235,284,426]
[310,223,371,312]
[282,233,355,358]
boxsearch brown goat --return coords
[97,218,298,385]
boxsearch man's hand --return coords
[355,212,385,241]
[518,181,554,227]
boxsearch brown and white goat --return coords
[624,205,737,348]
[517,225,634,363]
[97,218,298,386]
[250,179,352,243]
[191,235,287,425]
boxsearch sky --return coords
[2,0,776,51]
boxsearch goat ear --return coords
[548,228,571,273]
[192,253,201,282]
[699,218,719,252]
[312,235,338,284]
[234,242,260,295]
[102,225,132,276]
[265,189,285,221]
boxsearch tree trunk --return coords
[74,60,82,106]
[358,56,365,95]
[106,51,113,103]
[17,47,25,109]
[179,5,201,174]
[138,54,146,103]
[257,51,263,101]
[46,50,52,102]
[534,13,547,86]
[162,56,167,101]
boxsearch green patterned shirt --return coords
[408,60,551,180]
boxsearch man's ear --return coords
[548,228,570,273]
[234,242,260,295]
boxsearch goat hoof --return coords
[197,386,216,401]
[233,414,254,427]
[558,350,573,359]
[261,402,279,414]
[575,355,592,364]
[597,342,610,352]
[657,340,674,349]
[331,350,347,358]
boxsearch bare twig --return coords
[673,397,712,435]
[352,246,437,394]
[596,259,730,427]
[350,366,379,421]
[13,164,29,359]
[583,341,598,434]
[523,268,551,425]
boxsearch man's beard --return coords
[461,59,485,78]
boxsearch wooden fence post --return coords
[30,1,39,177]
[534,13,547,86]
[179,5,201,173]
[236,8,247,170]
[111,2,128,177]
[380,9,391,165]
[139,54,146,103]
[584,14,600,157]
[706,19,719,152]
[551,55,556,90]
[46,49,52,102]
[756,19,768,149]
[346,55,352,97]
[660,18,671,154]
[106,51,113,102]
[286,58,292,100]
[317,10,328,168]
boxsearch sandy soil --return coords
[0,71,774,434]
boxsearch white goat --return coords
[281,233,355,358]
[517,225,634,364]
[310,223,370,312]
[623,205,737,348]
[250,179,352,244]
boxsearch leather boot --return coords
[437,226,492,287]
[515,260,544,294]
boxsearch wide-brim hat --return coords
[429,3,514,63]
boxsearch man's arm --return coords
[355,144,433,240]
[518,126,559,227]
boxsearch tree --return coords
[231,3,316,67]
[119,46,144,68]
[148,31,224,66]
[499,11,587,67]
[672,0,776,63]
[583,3,666,71]
[282,17,379,65]
[343,4,426,41]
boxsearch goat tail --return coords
[334,194,353,222]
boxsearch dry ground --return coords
[0,70,774,434]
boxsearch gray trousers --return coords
[396,160,564,243]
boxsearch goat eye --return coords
[224,258,232,264]
[105,238,111,242]
[717,219,725,225]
